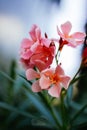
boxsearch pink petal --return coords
[75,40,84,45]
[21,38,33,48]
[61,21,72,35]
[68,43,77,47]
[68,38,84,47]
[30,53,47,71]
[42,68,54,77]
[21,50,33,59]
[35,27,41,40]
[33,59,46,71]
[48,84,61,98]
[31,52,52,71]
[30,41,39,52]
[60,76,71,89]
[26,68,40,80]
[41,38,51,47]
[55,65,64,76]
[32,80,41,92]
[71,32,86,39]
[29,24,37,41]
[20,58,34,69]
[67,39,77,47]
[57,26,65,38]
[39,75,51,89]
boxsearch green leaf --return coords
[9,60,17,86]
[0,102,36,119]
[6,99,33,123]
[31,116,51,127]
[65,85,73,107]
[0,70,15,83]
[39,92,62,129]
[24,88,56,126]
[70,104,87,122]
[18,74,32,85]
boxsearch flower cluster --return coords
[20,21,86,98]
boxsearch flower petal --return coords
[20,58,34,69]
[61,21,72,35]
[75,40,84,45]
[48,84,61,98]
[55,65,64,76]
[71,32,86,39]
[21,38,33,48]
[41,38,51,47]
[32,59,46,71]
[35,27,41,40]
[60,76,71,89]
[67,39,77,47]
[29,24,37,41]
[57,26,65,38]
[26,68,40,80]
[21,50,33,59]
[42,68,54,77]
[30,41,39,52]
[39,75,51,89]
[32,80,41,92]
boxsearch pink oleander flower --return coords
[57,21,86,50]
[26,68,41,92]
[20,24,51,60]
[30,44,55,71]
[40,65,71,97]
[26,65,71,98]
[20,44,55,71]
[20,24,54,70]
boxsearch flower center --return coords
[50,74,59,84]
[59,38,68,51]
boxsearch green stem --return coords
[70,67,81,85]
[70,74,86,85]
[60,90,72,130]
[55,50,61,66]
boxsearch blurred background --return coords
[0,0,87,130]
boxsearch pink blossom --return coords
[30,45,55,71]
[57,21,86,49]
[20,38,33,60]
[20,25,51,60]
[20,25,41,60]
[20,25,53,71]
[26,65,71,97]
[26,68,41,92]
[20,44,55,71]
[40,65,71,97]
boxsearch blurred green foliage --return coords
[0,60,87,130]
